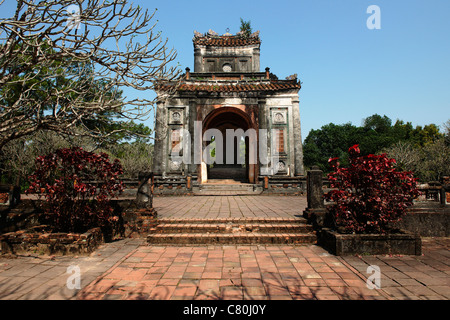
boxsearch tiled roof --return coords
[193,35,261,47]
[158,80,300,93]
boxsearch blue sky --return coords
[2,0,449,141]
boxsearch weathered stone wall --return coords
[0,196,157,255]
[259,176,306,195]
[0,227,104,256]
[392,205,450,237]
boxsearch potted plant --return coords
[317,145,422,255]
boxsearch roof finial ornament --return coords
[223,28,232,36]
[208,29,218,36]
[250,30,260,38]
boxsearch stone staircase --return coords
[193,180,263,196]
[147,217,317,245]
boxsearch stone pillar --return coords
[194,48,202,72]
[303,166,327,229]
[187,175,192,191]
[306,166,324,209]
[133,172,156,233]
[253,47,260,72]
[257,97,268,176]
[188,99,198,175]
[291,96,305,176]
[264,176,269,190]
[137,172,154,209]
[152,99,167,175]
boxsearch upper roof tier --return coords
[193,29,261,47]
[193,30,261,73]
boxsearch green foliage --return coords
[303,123,362,171]
[105,141,154,179]
[0,127,154,188]
[240,18,252,37]
[303,114,446,178]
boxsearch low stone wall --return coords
[0,227,104,256]
[304,203,450,237]
[0,200,41,234]
[152,175,307,195]
[153,175,195,196]
[391,204,450,237]
[0,198,157,256]
[317,228,422,256]
[259,176,306,195]
[303,167,450,238]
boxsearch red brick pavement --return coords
[1,196,449,301]
[77,239,450,300]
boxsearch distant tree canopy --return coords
[303,114,447,181]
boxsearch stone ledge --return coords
[0,227,104,256]
[147,232,316,245]
[317,228,422,256]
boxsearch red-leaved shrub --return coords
[324,145,420,234]
[26,147,124,233]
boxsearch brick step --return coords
[193,191,263,196]
[146,216,316,245]
[200,184,254,190]
[151,223,313,234]
[147,232,317,245]
[155,217,308,224]
[193,183,263,196]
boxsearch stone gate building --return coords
[153,29,305,194]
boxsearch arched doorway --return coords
[202,107,257,183]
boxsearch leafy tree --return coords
[0,126,154,188]
[411,124,443,147]
[106,142,154,179]
[303,123,362,171]
[390,120,415,141]
[444,120,450,145]
[303,114,445,173]
[239,18,252,37]
[363,114,392,134]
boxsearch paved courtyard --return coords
[0,196,449,300]
[152,195,307,219]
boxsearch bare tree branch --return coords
[0,0,182,151]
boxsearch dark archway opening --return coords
[202,108,253,183]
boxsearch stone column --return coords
[257,97,268,176]
[306,166,324,209]
[153,99,167,175]
[137,172,154,210]
[291,96,305,176]
[194,48,202,72]
[303,166,327,229]
[188,99,197,175]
